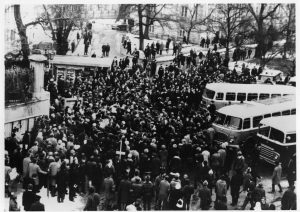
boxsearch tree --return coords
[169,4,213,43]
[40,4,84,55]
[280,4,295,59]
[210,4,250,59]
[117,4,166,50]
[13,5,44,60]
[247,3,281,59]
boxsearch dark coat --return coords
[118,179,131,204]
[84,193,100,211]
[56,169,68,196]
[198,186,211,210]
[22,190,36,211]
[29,202,45,211]
[281,189,297,210]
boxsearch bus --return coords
[50,55,113,82]
[212,95,296,147]
[203,83,295,109]
[257,115,296,168]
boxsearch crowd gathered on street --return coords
[5,31,296,211]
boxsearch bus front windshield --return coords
[204,89,215,100]
[215,112,242,130]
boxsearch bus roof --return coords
[50,55,113,68]
[260,115,296,134]
[205,83,295,94]
[218,96,296,119]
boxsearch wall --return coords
[5,93,50,124]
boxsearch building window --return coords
[182,6,188,17]
[179,29,185,37]
[149,25,154,33]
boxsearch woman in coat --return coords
[56,161,69,203]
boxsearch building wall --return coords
[85,4,120,19]
[130,4,215,44]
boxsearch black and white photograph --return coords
[3,2,297,211]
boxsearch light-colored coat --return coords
[272,164,282,184]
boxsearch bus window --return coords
[282,110,291,116]
[258,125,270,137]
[247,93,258,101]
[259,93,270,100]
[291,109,296,114]
[264,114,271,118]
[253,116,263,128]
[272,112,281,117]
[204,89,215,99]
[224,116,242,130]
[237,93,246,101]
[286,133,296,144]
[215,112,226,125]
[271,94,281,98]
[269,127,284,143]
[216,92,224,100]
[226,93,236,101]
[243,118,250,129]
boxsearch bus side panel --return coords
[212,125,258,145]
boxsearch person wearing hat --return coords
[270,161,283,193]
[141,175,154,210]
[103,173,115,210]
[159,145,168,169]
[233,150,245,173]
[118,175,131,210]
[157,174,170,210]
[182,175,194,210]
[48,157,60,197]
[198,180,212,210]
[84,186,100,211]
[22,184,37,211]
[281,185,296,210]
[230,170,243,206]
[215,175,227,203]
[252,182,266,204]
[29,195,45,211]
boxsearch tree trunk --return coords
[254,20,265,59]
[187,28,192,44]
[138,5,144,50]
[143,5,151,40]
[56,26,69,55]
[14,5,30,59]
[56,38,69,55]
[144,23,150,40]
[225,40,230,60]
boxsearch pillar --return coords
[28,54,48,98]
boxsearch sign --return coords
[66,69,75,81]
[56,68,65,80]
[64,97,83,109]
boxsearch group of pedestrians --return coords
[5,32,296,211]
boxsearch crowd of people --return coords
[5,34,296,211]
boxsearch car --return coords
[112,24,128,31]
